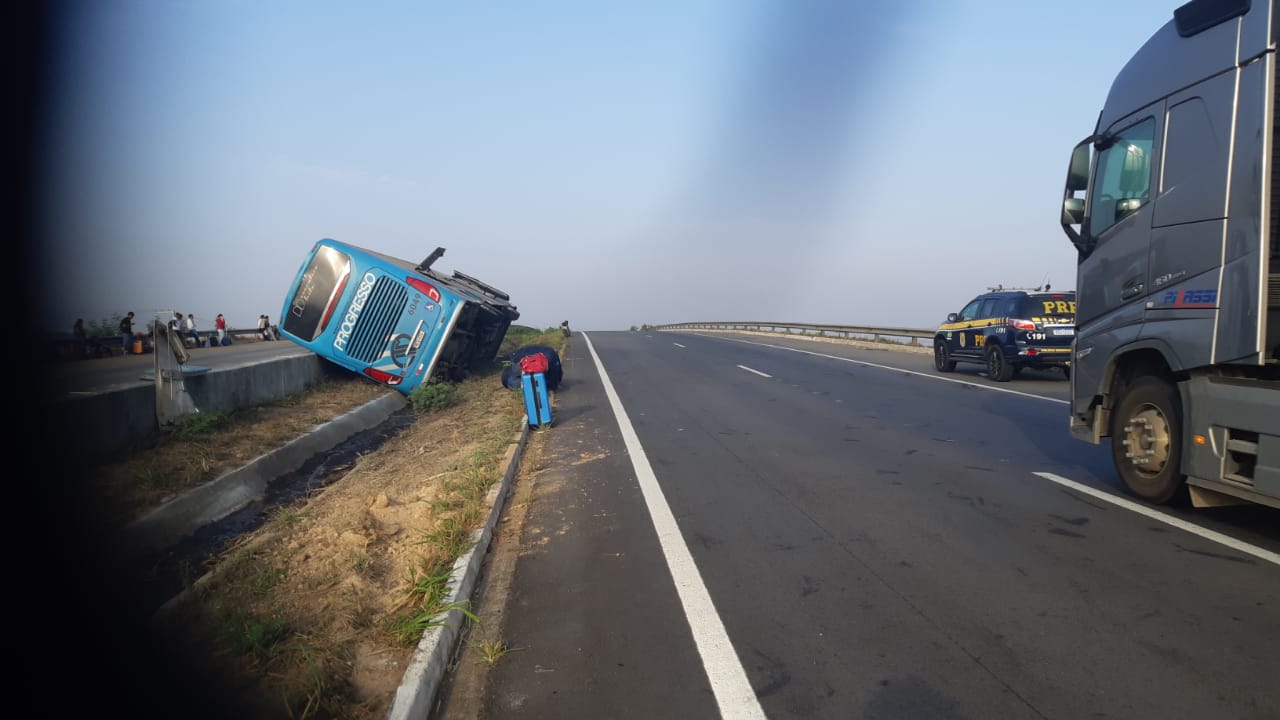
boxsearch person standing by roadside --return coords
[185,313,199,344]
[119,311,135,354]
[215,313,227,344]
[73,318,87,358]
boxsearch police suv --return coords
[933,289,1076,381]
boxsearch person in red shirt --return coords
[215,313,227,344]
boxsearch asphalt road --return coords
[459,330,1279,720]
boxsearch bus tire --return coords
[1110,376,1185,504]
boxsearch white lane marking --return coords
[582,332,767,719]
[1033,472,1280,567]
[673,342,686,348]
[709,335,1066,405]
[737,364,772,378]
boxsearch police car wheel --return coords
[934,340,956,372]
[1109,376,1185,504]
[985,344,1013,382]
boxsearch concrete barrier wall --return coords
[183,354,346,416]
[61,385,158,466]
[64,354,342,465]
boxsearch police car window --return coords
[1089,118,1155,238]
[977,298,999,318]
[958,300,982,321]
[1025,295,1076,318]
[998,297,1021,317]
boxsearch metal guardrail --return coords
[154,326,279,343]
[62,326,281,359]
[652,321,935,347]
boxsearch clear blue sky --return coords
[40,0,1182,333]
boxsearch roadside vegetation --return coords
[133,326,566,719]
[90,376,391,533]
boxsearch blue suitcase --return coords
[521,372,552,428]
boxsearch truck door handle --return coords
[1121,278,1145,300]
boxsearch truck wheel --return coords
[985,344,1013,382]
[934,340,956,372]
[1110,376,1185,504]
[1063,365,1071,380]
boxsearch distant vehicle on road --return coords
[279,239,519,394]
[933,289,1076,381]
[1058,0,1279,508]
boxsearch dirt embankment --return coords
[84,330,564,719]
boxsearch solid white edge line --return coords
[673,342,686,348]
[582,332,767,719]
[704,334,1067,405]
[1033,472,1280,567]
[736,364,772,378]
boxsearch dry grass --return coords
[88,376,392,532]
[145,328,565,719]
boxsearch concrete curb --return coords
[670,327,933,355]
[386,421,532,720]
[121,391,410,553]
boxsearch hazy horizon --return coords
[34,1,1181,333]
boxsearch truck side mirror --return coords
[1066,143,1091,191]
[1062,198,1085,225]
[1061,137,1095,252]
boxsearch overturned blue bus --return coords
[279,239,520,394]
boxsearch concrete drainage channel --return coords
[118,391,530,718]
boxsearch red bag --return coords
[518,352,549,375]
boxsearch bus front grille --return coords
[346,277,408,364]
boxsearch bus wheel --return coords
[1110,376,1185,504]
[934,340,956,372]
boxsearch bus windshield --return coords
[283,244,352,342]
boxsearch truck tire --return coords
[1110,376,1185,504]
[985,343,1013,382]
[934,339,956,372]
